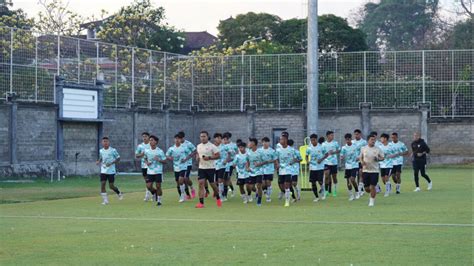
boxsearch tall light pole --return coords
[307,0,319,135]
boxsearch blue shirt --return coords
[340,144,359,170]
[259,147,277,175]
[352,138,367,157]
[379,143,396,169]
[233,153,249,179]
[225,142,239,171]
[306,143,327,171]
[99,147,120,174]
[166,145,188,172]
[247,148,264,176]
[276,146,294,175]
[182,140,196,167]
[215,143,230,170]
[390,141,408,166]
[290,147,302,175]
[135,142,150,169]
[144,147,166,175]
[322,140,340,165]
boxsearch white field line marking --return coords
[0,215,472,228]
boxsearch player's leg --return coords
[100,174,109,205]
[142,168,151,201]
[155,174,163,206]
[108,175,123,200]
[264,175,273,202]
[350,169,360,199]
[222,171,229,199]
[345,170,354,201]
[292,175,301,201]
[358,163,365,196]
[256,175,263,206]
[324,167,331,196]
[277,175,285,200]
[331,166,338,197]
[368,173,378,207]
[384,168,392,197]
[283,175,292,207]
[145,175,157,201]
[419,163,432,190]
[185,165,194,199]
[216,169,225,200]
[309,171,319,202]
[174,172,182,199]
[178,172,186,203]
[237,179,247,203]
[245,178,254,202]
[413,162,421,192]
[207,170,222,207]
[228,166,235,195]
[196,170,206,208]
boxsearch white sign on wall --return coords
[62,88,98,119]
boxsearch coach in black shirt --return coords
[411,132,432,192]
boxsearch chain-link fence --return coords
[1,26,472,117]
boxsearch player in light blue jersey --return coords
[379,133,398,197]
[233,142,251,203]
[353,129,368,195]
[275,132,298,207]
[288,139,302,201]
[213,133,231,200]
[223,132,238,198]
[390,132,409,194]
[178,131,196,199]
[322,131,341,197]
[370,131,383,148]
[96,137,122,205]
[144,135,168,206]
[306,134,331,202]
[340,133,361,201]
[247,138,265,206]
[135,132,152,201]
[166,134,190,203]
[260,137,277,202]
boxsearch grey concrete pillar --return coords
[8,101,17,165]
[419,103,430,143]
[162,104,170,148]
[246,105,256,137]
[360,102,371,137]
[191,106,198,144]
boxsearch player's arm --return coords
[135,146,144,159]
[106,152,120,167]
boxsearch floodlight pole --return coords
[307,0,319,135]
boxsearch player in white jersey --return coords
[322,131,341,197]
[360,134,385,207]
[275,132,298,207]
[306,134,331,202]
[135,132,152,201]
[233,142,251,203]
[390,132,409,194]
[340,133,360,201]
[166,134,190,203]
[260,137,277,202]
[96,137,123,205]
[379,133,397,197]
[247,138,265,206]
[144,135,168,206]
[213,133,231,200]
[223,132,238,198]
[178,131,196,199]
[288,139,302,201]
[352,129,368,194]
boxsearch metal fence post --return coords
[191,57,195,107]
[394,51,397,108]
[9,27,13,94]
[249,55,252,106]
[240,52,244,112]
[96,42,99,81]
[451,50,455,118]
[35,35,38,102]
[114,45,118,108]
[335,52,338,111]
[131,47,135,105]
[149,52,153,110]
[363,51,367,103]
[163,53,167,105]
[221,56,224,111]
[422,50,426,103]
[77,39,80,83]
[278,54,281,111]
[178,56,181,111]
[57,34,60,78]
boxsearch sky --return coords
[12,0,459,36]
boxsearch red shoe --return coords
[216,199,222,208]
[186,195,191,200]
[191,189,196,199]
[195,203,204,208]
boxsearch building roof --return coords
[182,31,217,54]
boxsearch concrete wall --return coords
[0,102,472,178]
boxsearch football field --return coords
[0,166,472,265]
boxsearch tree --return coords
[273,18,307,53]
[217,12,282,48]
[452,18,474,48]
[35,0,83,35]
[95,0,184,53]
[358,0,440,50]
[0,2,34,29]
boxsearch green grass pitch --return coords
[0,166,472,265]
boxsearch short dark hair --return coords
[200,130,209,136]
[381,133,389,139]
[318,137,325,144]
[149,135,159,142]
[248,137,258,145]
[177,131,185,138]
[288,139,294,146]
[102,136,109,140]
[223,132,232,139]
[370,131,378,136]
[310,134,318,139]
[326,131,334,136]
[236,139,242,145]
[367,134,376,140]
[354,129,362,134]
[344,133,352,139]
[142,132,150,137]
[392,132,398,137]
[174,134,183,139]
[261,136,270,142]
[237,142,246,148]
[281,131,289,138]
[214,133,222,138]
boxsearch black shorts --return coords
[309,170,324,183]
[344,168,359,179]
[236,178,247,186]
[278,175,292,184]
[185,165,192,178]
[215,168,226,181]
[100,174,115,182]
[325,165,338,174]
[380,168,392,176]
[198,168,216,183]
[226,166,235,177]
[174,170,186,181]
[251,175,263,184]
[291,175,298,182]
[263,174,274,181]
[392,165,402,173]
[141,168,147,178]
[247,176,256,184]
[146,174,163,183]
[363,172,379,187]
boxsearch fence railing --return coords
[0,26,472,117]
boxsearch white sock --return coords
[180,184,186,197]
[348,189,353,197]
[369,197,375,204]
[101,192,108,202]
[334,183,337,192]
[218,182,224,196]
[285,188,291,201]
[386,181,391,193]
[157,196,162,203]
[396,183,400,192]
[267,186,272,197]
[145,189,150,197]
